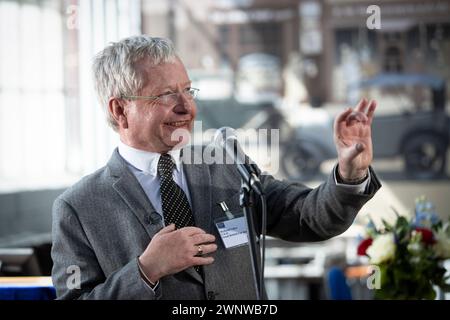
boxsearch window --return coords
[0,0,65,190]
[0,0,141,191]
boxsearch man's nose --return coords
[173,93,191,114]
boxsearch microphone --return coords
[213,127,264,196]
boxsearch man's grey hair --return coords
[92,35,177,131]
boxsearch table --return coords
[0,277,55,300]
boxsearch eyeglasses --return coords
[121,87,199,105]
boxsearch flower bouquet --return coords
[357,197,450,300]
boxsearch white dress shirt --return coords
[334,166,370,194]
[118,141,192,220]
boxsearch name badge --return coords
[215,202,248,249]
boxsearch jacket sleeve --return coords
[258,166,381,242]
[51,197,161,300]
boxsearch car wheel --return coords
[281,141,322,180]
[403,133,448,179]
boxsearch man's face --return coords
[121,58,197,153]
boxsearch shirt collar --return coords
[118,140,182,176]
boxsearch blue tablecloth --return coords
[0,286,56,300]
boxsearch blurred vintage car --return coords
[360,73,449,179]
[280,73,449,180]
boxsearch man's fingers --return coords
[336,98,372,131]
[157,223,176,235]
[346,112,368,125]
[345,143,366,161]
[366,100,377,123]
[195,243,218,256]
[355,98,368,112]
[178,226,207,236]
[192,256,215,266]
[191,233,216,245]
[355,142,365,153]
[334,107,353,130]
[336,107,353,123]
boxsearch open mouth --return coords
[164,120,190,128]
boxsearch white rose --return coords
[434,229,450,259]
[367,233,396,264]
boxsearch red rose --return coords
[357,238,373,256]
[414,227,436,245]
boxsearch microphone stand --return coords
[219,132,267,300]
[239,165,265,300]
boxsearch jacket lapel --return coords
[182,147,213,235]
[107,149,163,238]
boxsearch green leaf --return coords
[381,218,393,231]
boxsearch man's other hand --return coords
[138,224,217,283]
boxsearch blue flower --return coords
[413,200,439,228]
[413,212,439,228]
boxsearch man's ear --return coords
[108,97,128,129]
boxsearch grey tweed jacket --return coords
[51,147,381,300]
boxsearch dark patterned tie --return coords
[157,154,195,229]
[157,154,201,274]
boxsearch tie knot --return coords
[157,154,176,178]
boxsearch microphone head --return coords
[213,127,237,148]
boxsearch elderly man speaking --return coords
[51,35,381,300]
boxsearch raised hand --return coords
[334,98,377,181]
